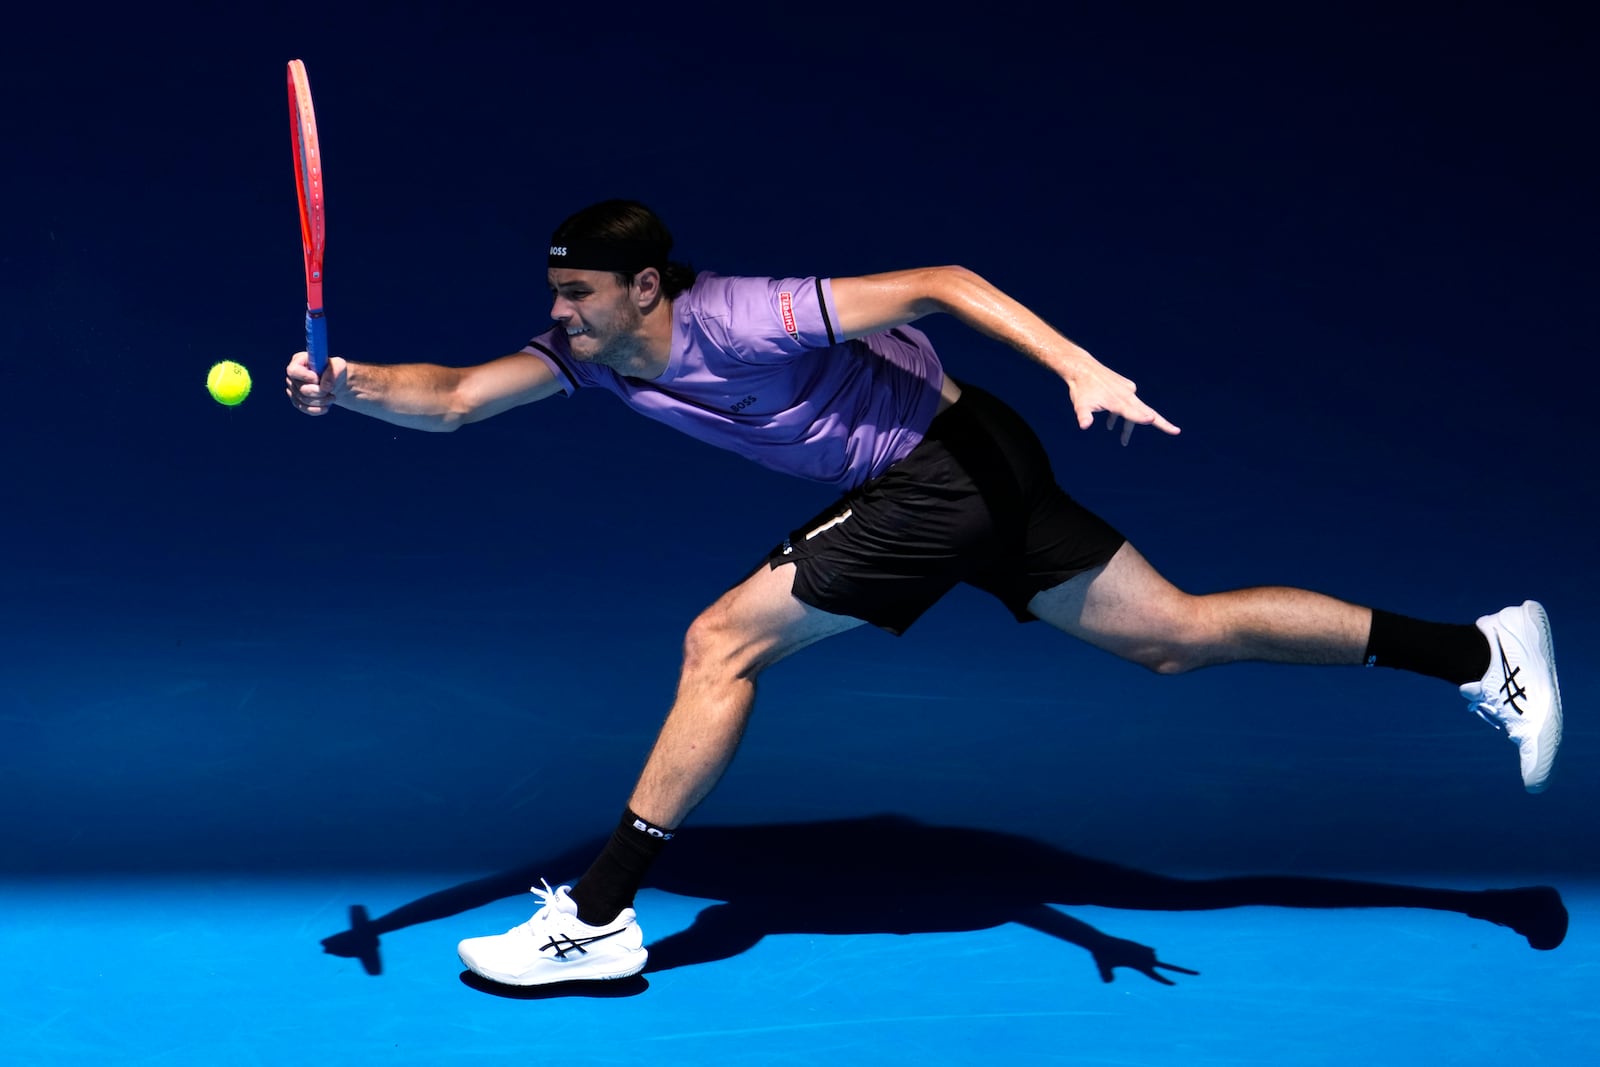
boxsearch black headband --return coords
[547,238,670,273]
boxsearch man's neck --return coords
[611,298,675,380]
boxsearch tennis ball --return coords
[207,360,252,406]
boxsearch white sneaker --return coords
[1461,601,1563,793]
[457,881,647,985]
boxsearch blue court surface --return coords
[3,3,1594,1065]
[2,872,1593,1064]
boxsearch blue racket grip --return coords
[306,308,329,376]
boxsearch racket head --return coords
[288,60,327,370]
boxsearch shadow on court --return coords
[320,815,1567,989]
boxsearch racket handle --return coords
[306,307,329,375]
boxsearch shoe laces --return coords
[1471,696,1509,731]
[1467,684,1530,739]
[509,879,567,934]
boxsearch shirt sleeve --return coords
[520,328,582,395]
[694,275,842,365]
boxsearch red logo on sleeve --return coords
[779,291,799,339]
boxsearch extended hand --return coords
[285,350,341,415]
[1068,362,1180,445]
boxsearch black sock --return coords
[1364,609,1489,685]
[569,809,675,925]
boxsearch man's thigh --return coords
[698,559,867,673]
[1024,542,1194,655]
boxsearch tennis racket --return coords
[288,59,328,374]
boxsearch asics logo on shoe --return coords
[540,927,627,960]
[1496,635,1528,715]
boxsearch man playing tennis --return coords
[285,199,1564,987]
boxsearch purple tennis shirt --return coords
[521,273,946,490]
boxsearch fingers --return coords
[1072,372,1181,442]
[285,351,334,415]
[1105,414,1137,446]
[287,386,333,415]
[1145,409,1182,436]
[1119,400,1180,439]
[1084,405,1181,445]
[284,350,316,380]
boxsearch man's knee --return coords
[1061,587,1215,675]
[1122,601,1222,675]
[680,564,860,682]
[682,602,758,679]
[1130,642,1204,675]
[682,606,726,666]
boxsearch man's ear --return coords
[633,266,663,309]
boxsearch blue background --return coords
[2,0,1593,883]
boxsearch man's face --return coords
[547,268,642,365]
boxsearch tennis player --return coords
[285,199,1563,987]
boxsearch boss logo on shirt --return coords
[731,395,758,413]
[779,290,800,340]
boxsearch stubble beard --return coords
[572,301,648,373]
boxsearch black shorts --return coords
[764,381,1125,634]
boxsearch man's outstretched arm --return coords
[284,350,563,431]
[830,266,1179,442]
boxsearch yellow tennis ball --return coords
[207,360,252,406]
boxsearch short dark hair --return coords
[550,199,697,298]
